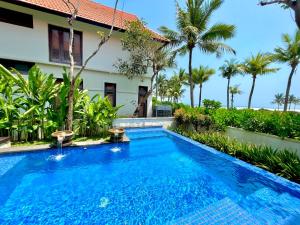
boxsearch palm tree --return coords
[192,66,215,107]
[156,74,168,101]
[288,94,297,111]
[242,53,278,109]
[292,97,300,111]
[167,75,185,103]
[219,59,242,109]
[229,85,242,109]
[272,93,284,110]
[272,31,300,112]
[159,0,235,107]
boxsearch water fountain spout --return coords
[48,133,67,161]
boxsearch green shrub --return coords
[212,108,300,139]
[174,108,213,131]
[172,127,300,184]
[203,99,222,114]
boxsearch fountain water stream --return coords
[110,128,122,153]
[48,134,67,161]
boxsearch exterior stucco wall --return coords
[0,1,152,116]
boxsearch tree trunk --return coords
[248,75,256,109]
[231,93,234,109]
[66,17,75,131]
[227,77,230,109]
[66,79,75,130]
[188,48,194,108]
[260,1,300,29]
[284,66,296,112]
[295,2,300,29]
[199,84,203,107]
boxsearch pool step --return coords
[241,187,300,225]
[169,197,260,225]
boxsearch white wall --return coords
[0,1,152,116]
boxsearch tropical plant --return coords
[272,93,285,110]
[174,107,213,131]
[0,64,120,142]
[272,31,300,111]
[292,97,300,111]
[219,59,242,109]
[159,0,235,107]
[288,94,297,111]
[192,66,215,107]
[155,73,167,101]
[202,99,222,115]
[1,65,60,140]
[242,53,278,109]
[229,85,242,109]
[0,66,21,138]
[166,75,185,103]
[75,95,120,137]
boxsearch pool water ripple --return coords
[0,128,299,224]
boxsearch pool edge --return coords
[164,128,300,195]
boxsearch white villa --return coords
[0,0,166,117]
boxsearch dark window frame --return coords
[0,58,35,74]
[48,24,83,66]
[104,83,116,107]
[0,7,33,28]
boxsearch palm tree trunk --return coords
[188,48,194,108]
[284,66,296,112]
[248,75,256,109]
[199,84,203,107]
[231,93,234,109]
[227,77,230,109]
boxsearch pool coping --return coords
[164,128,300,195]
[0,135,130,155]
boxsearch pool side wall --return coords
[164,128,300,197]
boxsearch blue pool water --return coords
[0,128,300,224]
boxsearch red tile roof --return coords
[15,0,167,41]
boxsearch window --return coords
[49,25,82,65]
[0,8,33,28]
[0,58,35,74]
[104,83,116,107]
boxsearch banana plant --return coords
[1,65,60,140]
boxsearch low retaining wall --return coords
[113,117,174,129]
[226,127,300,157]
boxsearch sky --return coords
[97,0,298,109]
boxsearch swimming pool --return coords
[0,127,300,224]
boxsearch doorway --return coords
[138,86,148,118]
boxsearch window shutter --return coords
[49,29,60,62]
[62,31,70,64]
[73,33,82,65]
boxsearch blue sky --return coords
[98,0,298,109]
